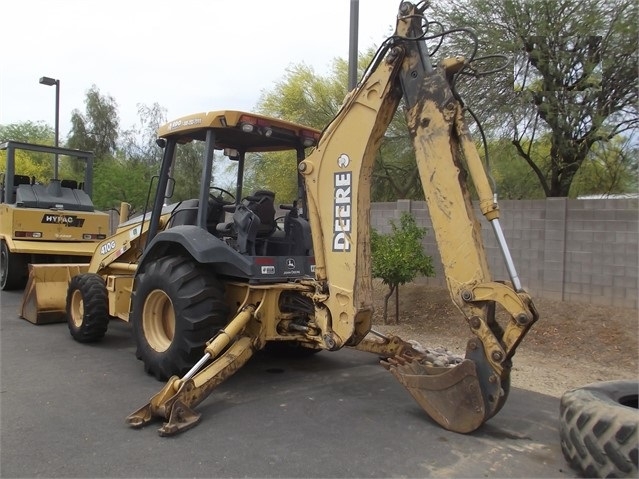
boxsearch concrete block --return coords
[543,250,563,263]
[581,200,600,210]
[610,287,627,300]
[570,209,596,221]
[614,209,639,222]
[545,219,566,231]
[541,290,564,301]
[544,239,565,252]
[530,219,546,231]
[546,228,566,241]
[564,283,582,294]
[397,199,411,212]
[592,275,613,287]
[565,292,588,303]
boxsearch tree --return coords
[119,103,166,167]
[92,158,153,214]
[430,0,638,197]
[371,213,434,324]
[485,138,547,199]
[0,121,54,145]
[570,136,638,197]
[67,85,120,162]
[255,52,422,201]
[0,122,56,182]
[171,141,207,202]
[253,60,350,199]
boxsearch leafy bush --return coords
[371,212,434,324]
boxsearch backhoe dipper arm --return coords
[300,1,538,432]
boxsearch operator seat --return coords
[246,190,276,237]
[224,190,277,255]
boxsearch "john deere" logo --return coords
[41,214,85,228]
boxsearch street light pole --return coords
[39,76,60,179]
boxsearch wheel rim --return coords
[142,289,176,352]
[70,289,84,328]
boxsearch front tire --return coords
[66,273,110,342]
[560,380,639,478]
[130,256,229,381]
[1,240,28,290]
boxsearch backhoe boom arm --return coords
[300,1,538,430]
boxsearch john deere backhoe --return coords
[20,1,538,436]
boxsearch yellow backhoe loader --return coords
[20,1,538,436]
[0,141,110,294]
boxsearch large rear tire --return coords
[0,240,28,291]
[130,256,229,381]
[560,380,639,478]
[66,273,110,342]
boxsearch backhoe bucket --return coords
[20,264,88,324]
[381,338,508,433]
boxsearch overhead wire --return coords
[321,5,511,197]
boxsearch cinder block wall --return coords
[371,198,638,309]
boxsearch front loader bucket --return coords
[20,264,88,324]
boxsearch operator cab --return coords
[143,110,320,283]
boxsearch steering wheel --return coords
[209,186,236,205]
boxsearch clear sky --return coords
[1,0,401,137]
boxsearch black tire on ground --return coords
[130,255,229,381]
[560,380,639,478]
[66,273,110,342]
[0,240,29,291]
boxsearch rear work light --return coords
[239,115,276,137]
[240,123,255,133]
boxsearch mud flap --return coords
[382,340,505,433]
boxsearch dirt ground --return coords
[371,281,639,398]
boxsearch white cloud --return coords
[1,0,401,136]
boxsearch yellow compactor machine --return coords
[20,1,538,437]
[1,141,110,295]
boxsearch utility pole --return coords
[348,0,359,90]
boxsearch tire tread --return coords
[66,273,109,342]
[131,256,229,381]
[560,380,639,478]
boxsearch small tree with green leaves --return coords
[371,212,435,324]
